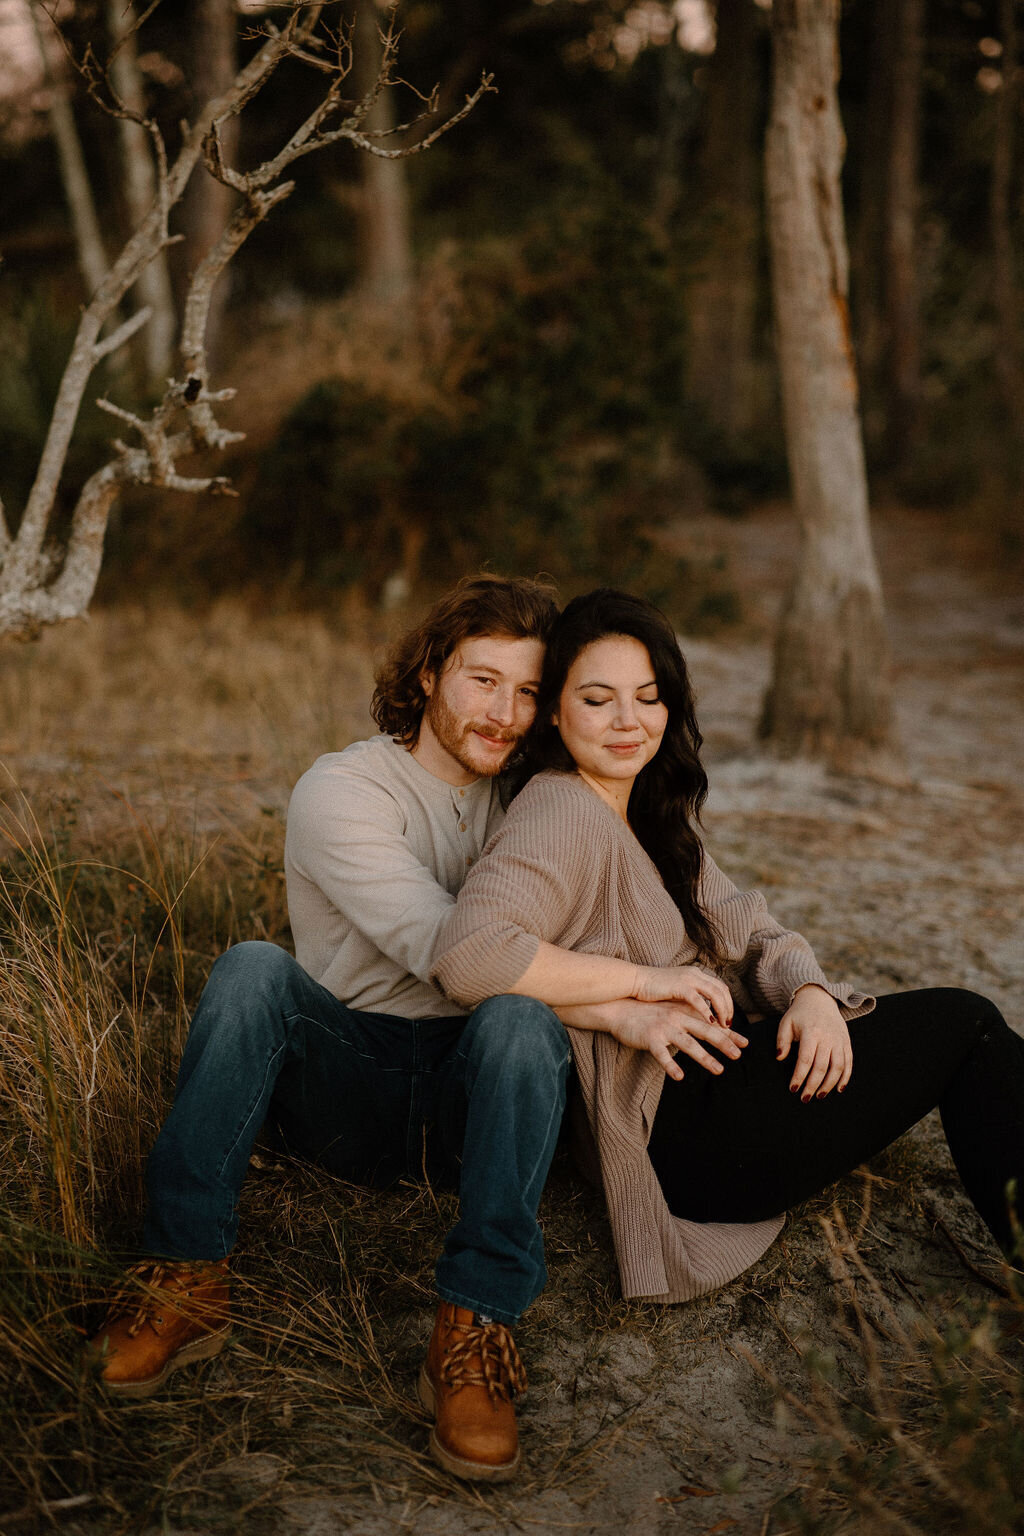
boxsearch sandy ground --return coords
[6,505,1022,1535]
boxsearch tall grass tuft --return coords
[0,798,185,1520]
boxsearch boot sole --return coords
[417,1363,521,1483]
[100,1324,231,1399]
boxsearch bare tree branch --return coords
[0,1,490,642]
[93,306,154,362]
[180,184,294,448]
[334,78,495,158]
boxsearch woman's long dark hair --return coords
[521,589,721,964]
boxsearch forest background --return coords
[2,0,1022,617]
[1,2,1023,1534]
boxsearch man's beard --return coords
[423,688,520,778]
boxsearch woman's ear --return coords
[550,710,559,727]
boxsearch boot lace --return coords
[439,1318,528,1404]
[103,1260,220,1338]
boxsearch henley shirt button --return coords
[459,821,467,831]
[466,857,473,866]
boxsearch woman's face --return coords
[553,635,669,792]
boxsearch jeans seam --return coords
[281,1008,381,1065]
[213,1039,288,1186]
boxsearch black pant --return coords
[646,989,1024,1254]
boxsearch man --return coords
[90,575,564,1483]
[89,574,728,1481]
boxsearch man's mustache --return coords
[462,723,521,744]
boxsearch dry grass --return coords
[0,604,435,1527]
[749,1204,1024,1536]
[0,784,513,1528]
[0,598,377,779]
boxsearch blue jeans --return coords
[144,942,570,1325]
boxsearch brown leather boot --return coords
[88,1258,231,1398]
[417,1302,526,1482]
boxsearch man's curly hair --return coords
[371,574,559,745]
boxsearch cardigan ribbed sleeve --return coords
[430,776,599,1006]
[699,856,875,1021]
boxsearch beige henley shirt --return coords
[285,735,505,1018]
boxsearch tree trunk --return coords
[107,0,177,383]
[181,0,237,365]
[686,0,762,444]
[991,0,1024,439]
[850,0,892,445]
[31,5,108,299]
[354,3,414,308]
[884,0,924,465]
[760,0,893,759]
[651,29,694,231]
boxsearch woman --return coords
[432,589,1024,1303]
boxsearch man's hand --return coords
[776,984,852,1101]
[558,997,746,1082]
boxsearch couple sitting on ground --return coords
[91,574,1024,1483]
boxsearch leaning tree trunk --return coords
[0,7,493,640]
[760,0,893,758]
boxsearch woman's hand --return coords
[609,999,748,1081]
[777,984,852,1100]
[633,964,734,1027]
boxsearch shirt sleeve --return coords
[700,853,875,1020]
[430,782,591,1007]
[285,764,454,986]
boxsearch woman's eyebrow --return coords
[575,679,658,691]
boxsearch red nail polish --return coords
[789,1084,798,1093]
[801,1094,810,1104]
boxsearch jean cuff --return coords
[435,1284,521,1328]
